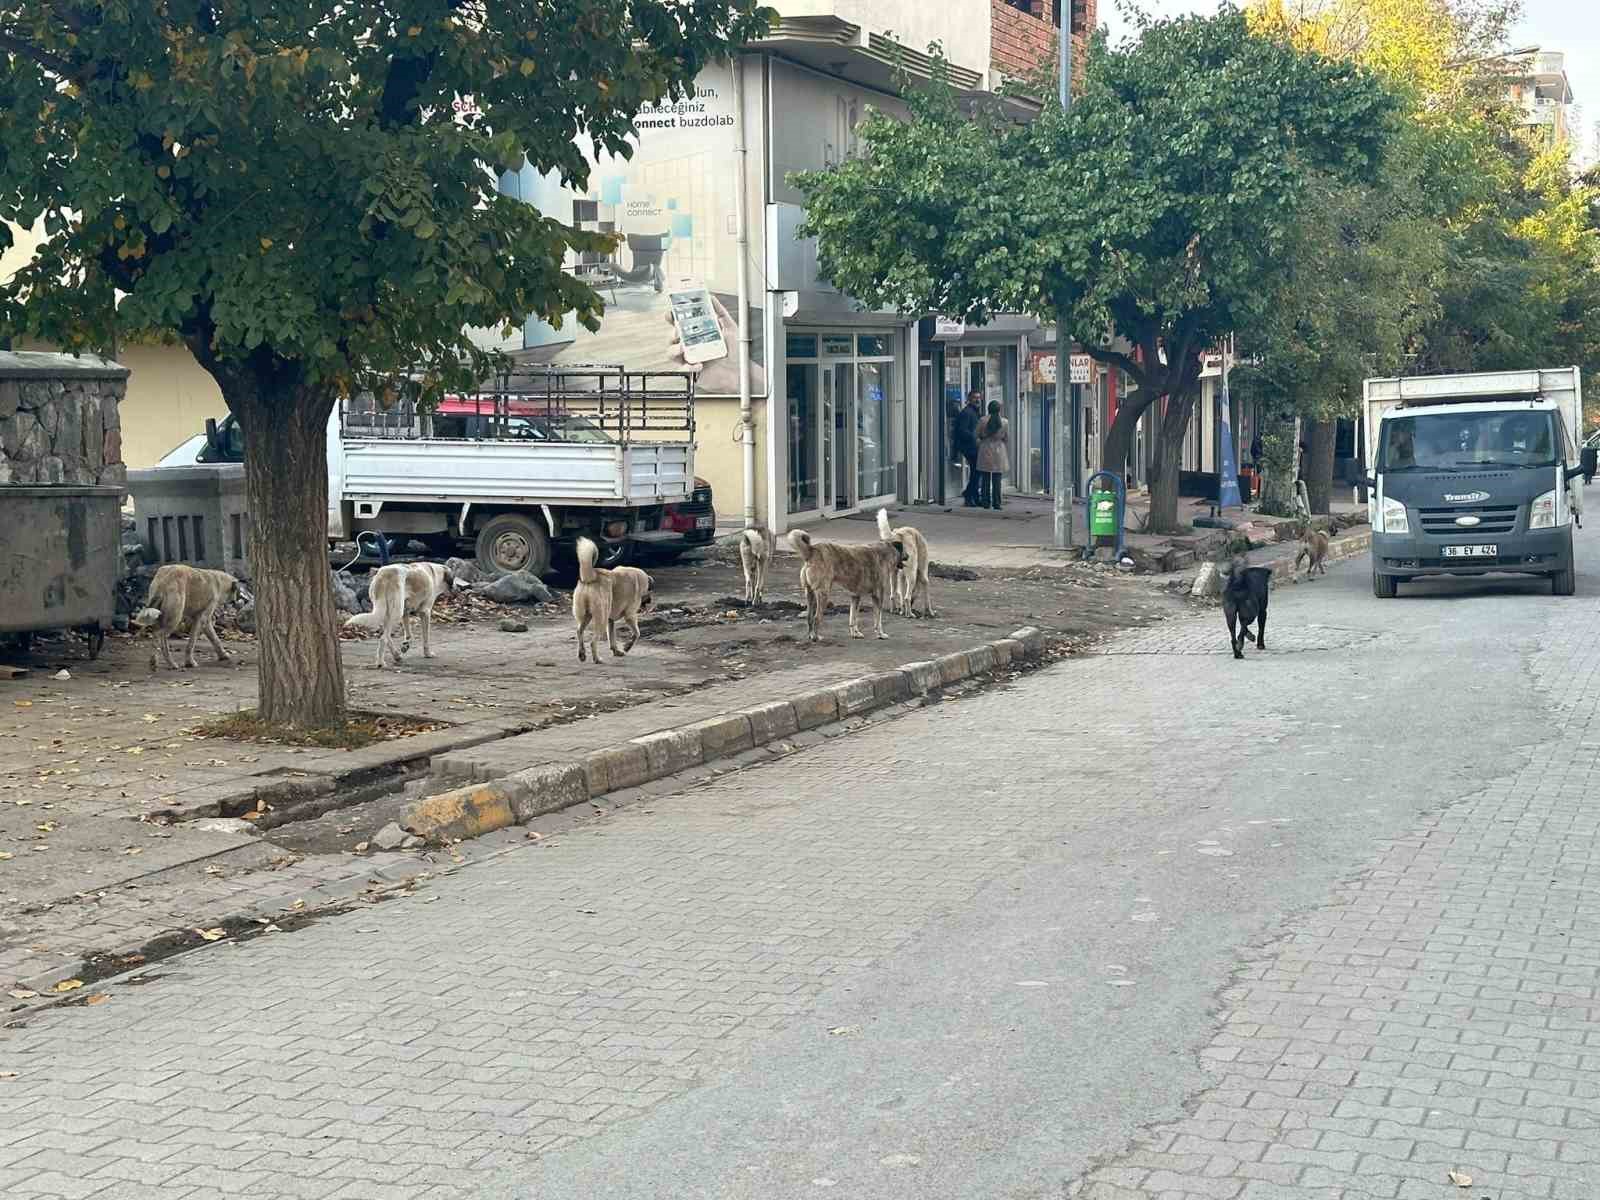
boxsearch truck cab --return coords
[1365,369,1586,597]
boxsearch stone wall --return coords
[0,351,128,488]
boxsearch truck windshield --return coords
[1379,411,1558,472]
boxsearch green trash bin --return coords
[1090,489,1119,539]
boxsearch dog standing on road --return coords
[1223,555,1272,660]
[1294,525,1331,579]
[605,559,655,657]
[571,537,653,663]
[788,522,906,641]
[342,562,456,669]
[739,527,775,605]
[133,564,247,670]
[876,508,935,617]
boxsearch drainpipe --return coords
[734,54,757,530]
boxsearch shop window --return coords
[857,334,892,358]
[786,334,818,359]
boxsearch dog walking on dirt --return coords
[876,509,935,617]
[342,562,456,669]
[571,537,655,663]
[739,527,775,605]
[1294,524,1332,579]
[788,511,906,641]
[1222,555,1273,660]
[132,564,249,670]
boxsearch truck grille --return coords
[678,487,712,516]
[1418,504,1519,536]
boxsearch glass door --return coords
[831,361,855,511]
[787,364,820,514]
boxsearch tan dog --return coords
[573,537,651,663]
[342,562,456,668]
[739,527,775,605]
[1295,526,1331,579]
[605,561,655,656]
[789,524,905,641]
[132,564,246,670]
[876,508,935,617]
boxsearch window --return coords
[786,334,818,359]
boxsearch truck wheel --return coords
[1372,567,1398,599]
[1552,565,1577,596]
[475,514,551,578]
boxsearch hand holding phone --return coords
[666,280,729,366]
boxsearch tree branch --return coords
[0,28,79,79]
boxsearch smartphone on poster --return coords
[667,279,729,365]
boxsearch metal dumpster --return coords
[0,485,122,659]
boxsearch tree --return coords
[0,0,771,728]
[795,11,1393,533]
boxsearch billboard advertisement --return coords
[498,62,766,398]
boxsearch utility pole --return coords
[1052,3,1075,550]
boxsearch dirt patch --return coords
[189,709,446,749]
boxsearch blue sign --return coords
[1218,378,1242,509]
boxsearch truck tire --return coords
[475,514,551,578]
[1372,567,1398,599]
[1551,531,1577,596]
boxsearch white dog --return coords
[342,562,456,669]
[738,527,775,605]
[876,508,936,617]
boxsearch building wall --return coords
[692,395,769,525]
[990,0,1097,81]
[116,344,227,468]
[768,59,911,204]
[774,0,993,80]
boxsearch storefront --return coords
[783,330,903,520]
[943,323,1038,497]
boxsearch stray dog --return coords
[1294,525,1331,578]
[342,562,456,669]
[876,508,936,617]
[572,537,653,662]
[132,564,247,670]
[1223,555,1272,660]
[739,527,775,605]
[605,559,655,657]
[789,524,906,641]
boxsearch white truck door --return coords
[325,407,346,540]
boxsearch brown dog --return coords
[1295,525,1331,579]
[572,538,654,662]
[132,564,246,670]
[788,525,905,641]
[606,562,655,655]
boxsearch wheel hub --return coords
[494,531,530,572]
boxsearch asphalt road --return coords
[1,526,1596,1200]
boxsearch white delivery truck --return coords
[138,365,707,576]
[1363,367,1588,598]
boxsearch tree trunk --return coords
[1256,408,1299,517]
[234,387,347,729]
[1146,389,1196,535]
[1304,419,1337,515]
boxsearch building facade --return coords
[494,0,1096,532]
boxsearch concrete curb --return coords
[399,627,1050,846]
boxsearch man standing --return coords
[954,390,984,507]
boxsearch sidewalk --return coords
[2,496,1372,996]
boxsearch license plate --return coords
[1442,544,1497,559]
[695,515,715,530]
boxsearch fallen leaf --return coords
[7,989,38,999]
[126,747,144,756]
[1447,1172,1471,1188]
[204,865,223,875]
[0,852,12,861]
[142,713,159,722]
[52,979,83,993]
[13,700,31,708]
[35,822,55,833]
[291,899,305,910]
[122,847,143,856]
[0,1071,16,1079]
[354,841,370,853]
[194,927,227,941]
[84,993,109,1006]
[30,845,47,852]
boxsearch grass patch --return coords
[191,709,446,749]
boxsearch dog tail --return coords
[576,537,601,583]
[131,607,164,630]
[788,529,815,562]
[876,507,894,542]
[342,611,385,632]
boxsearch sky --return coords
[1101,0,1599,153]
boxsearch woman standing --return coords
[975,400,1010,510]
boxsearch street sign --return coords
[1069,354,1093,384]
[932,317,966,341]
[1031,352,1057,385]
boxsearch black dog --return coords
[1223,556,1272,659]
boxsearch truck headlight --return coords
[1380,496,1408,535]
[1529,489,1557,529]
